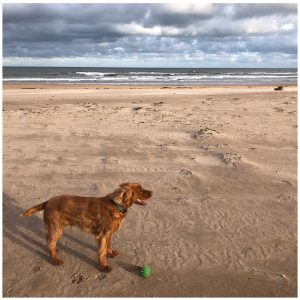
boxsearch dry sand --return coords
[3,84,297,297]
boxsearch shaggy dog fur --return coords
[21,182,152,272]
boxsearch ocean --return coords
[3,67,297,86]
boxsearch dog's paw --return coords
[107,250,119,258]
[52,258,64,266]
[100,265,112,273]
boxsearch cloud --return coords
[231,3,297,19]
[113,22,162,36]
[280,23,295,31]
[158,3,214,15]
[3,3,298,67]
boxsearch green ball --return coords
[140,266,152,278]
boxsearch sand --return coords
[3,84,297,297]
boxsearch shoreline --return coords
[3,83,298,89]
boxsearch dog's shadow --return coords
[3,193,99,270]
[117,261,142,277]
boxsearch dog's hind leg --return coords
[44,215,64,266]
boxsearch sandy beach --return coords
[3,84,297,297]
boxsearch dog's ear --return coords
[111,187,126,205]
[111,187,134,205]
[123,188,133,205]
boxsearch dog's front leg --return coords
[107,235,119,258]
[97,231,112,273]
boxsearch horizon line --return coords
[3,66,297,69]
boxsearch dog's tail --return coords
[20,201,47,217]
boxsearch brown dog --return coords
[21,182,152,272]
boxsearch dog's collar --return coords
[114,203,127,214]
[109,195,127,214]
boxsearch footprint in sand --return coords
[200,143,228,151]
[32,265,41,273]
[176,197,191,204]
[89,183,99,192]
[179,169,192,177]
[221,153,242,167]
[190,127,220,139]
[273,107,284,112]
[71,273,86,284]
[95,273,108,281]
[132,106,143,111]
[152,101,164,106]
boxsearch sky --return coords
[3,3,298,68]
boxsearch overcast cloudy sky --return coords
[3,3,298,68]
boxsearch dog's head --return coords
[111,182,152,209]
